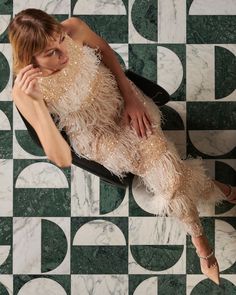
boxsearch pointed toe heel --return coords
[196,249,220,285]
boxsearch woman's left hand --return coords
[122,91,153,138]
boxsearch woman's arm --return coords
[62,17,153,138]
[13,65,72,167]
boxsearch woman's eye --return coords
[48,50,56,56]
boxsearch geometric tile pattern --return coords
[0,0,235,294]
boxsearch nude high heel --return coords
[225,184,236,204]
[196,249,220,285]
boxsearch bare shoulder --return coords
[61,17,85,43]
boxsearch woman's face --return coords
[33,32,69,76]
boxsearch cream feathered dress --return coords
[38,34,226,237]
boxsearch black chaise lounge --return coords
[15,70,170,188]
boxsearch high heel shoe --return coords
[225,184,236,204]
[196,249,220,285]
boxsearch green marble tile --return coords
[215,46,236,100]
[187,102,236,130]
[160,105,185,130]
[129,44,157,82]
[71,246,128,274]
[0,217,12,274]
[187,0,236,44]
[41,219,68,273]
[14,275,70,294]
[0,131,12,158]
[187,16,236,44]
[0,283,9,295]
[99,180,126,214]
[0,0,12,14]
[0,28,9,43]
[71,217,128,273]
[158,275,186,295]
[13,188,71,217]
[129,275,186,295]
[15,131,45,157]
[131,0,157,41]
[0,51,10,92]
[215,161,236,215]
[13,160,71,217]
[0,102,12,159]
[191,278,236,294]
[130,245,184,272]
[74,16,128,43]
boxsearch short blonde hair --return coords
[8,8,64,75]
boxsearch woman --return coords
[8,8,236,285]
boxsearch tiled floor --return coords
[0,0,236,294]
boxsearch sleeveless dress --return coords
[38,34,226,236]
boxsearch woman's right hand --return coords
[14,64,43,101]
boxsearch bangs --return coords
[31,24,64,55]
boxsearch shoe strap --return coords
[196,249,214,260]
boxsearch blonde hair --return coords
[8,8,64,75]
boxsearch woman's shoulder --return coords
[61,17,84,43]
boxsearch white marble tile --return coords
[0,110,11,130]
[13,217,41,274]
[188,130,236,156]
[13,104,27,130]
[129,217,186,245]
[0,15,11,36]
[186,45,214,101]
[0,245,11,266]
[12,130,47,159]
[0,160,13,216]
[0,275,13,295]
[13,0,70,15]
[71,165,100,216]
[13,217,70,274]
[71,275,128,295]
[0,44,12,102]
[73,0,126,15]
[157,46,184,96]
[215,219,236,272]
[189,0,236,15]
[73,219,126,246]
[214,44,236,101]
[17,277,67,295]
[110,43,129,69]
[128,244,186,275]
[133,277,158,295]
[158,0,186,43]
[129,0,156,44]
[15,162,69,188]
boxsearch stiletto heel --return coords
[196,249,220,285]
